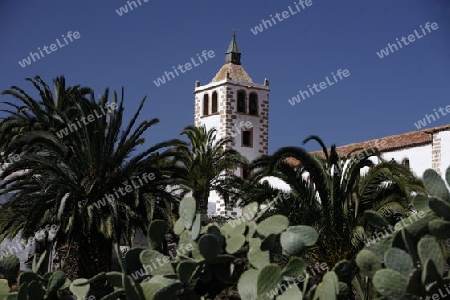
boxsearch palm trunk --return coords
[193,190,209,216]
[83,232,114,298]
[59,232,114,298]
[59,242,80,281]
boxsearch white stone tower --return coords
[193,34,270,216]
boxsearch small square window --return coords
[242,130,252,147]
[241,168,251,179]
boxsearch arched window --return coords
[203,94,209,116]
[402,158,410,169]
[237,91,246,113]
[212,92,218,114]
[249,93,258,115]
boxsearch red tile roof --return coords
[286,124,450,166]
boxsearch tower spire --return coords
[225,30,241,65]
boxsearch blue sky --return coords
[1,0,449,154]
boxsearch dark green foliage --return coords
[240,136,426,299]
[62,196,338,299]
[355,166,450,299]
[0,77,184,286]
[0,256,71,300]
[0,254,20,286]
[171,125,248,214]
[4,186,427,300]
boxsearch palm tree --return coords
[0,78,183,296]
[243,136,426,298]
[171,125,247,215]
[0,75,93,276]
[0,76,92,151]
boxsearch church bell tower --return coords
[193,34,270,215]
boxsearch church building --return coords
[2,35,450,270]
[194,35,450,216]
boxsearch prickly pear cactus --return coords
[69,278,90,299]
[0,279,10,300]
[0,251,73,300]
[71,195,328,299]
[0,193,352,300]
[0,254,19,286]
[46,270,66,295]
[355,166,450,299]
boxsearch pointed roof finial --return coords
[230,28,240,37]
[226,29,241,65]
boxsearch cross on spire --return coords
[230,28,240,38]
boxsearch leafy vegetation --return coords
[171,125,247,215]
[0,77,184,297]
[0,76,448,299]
